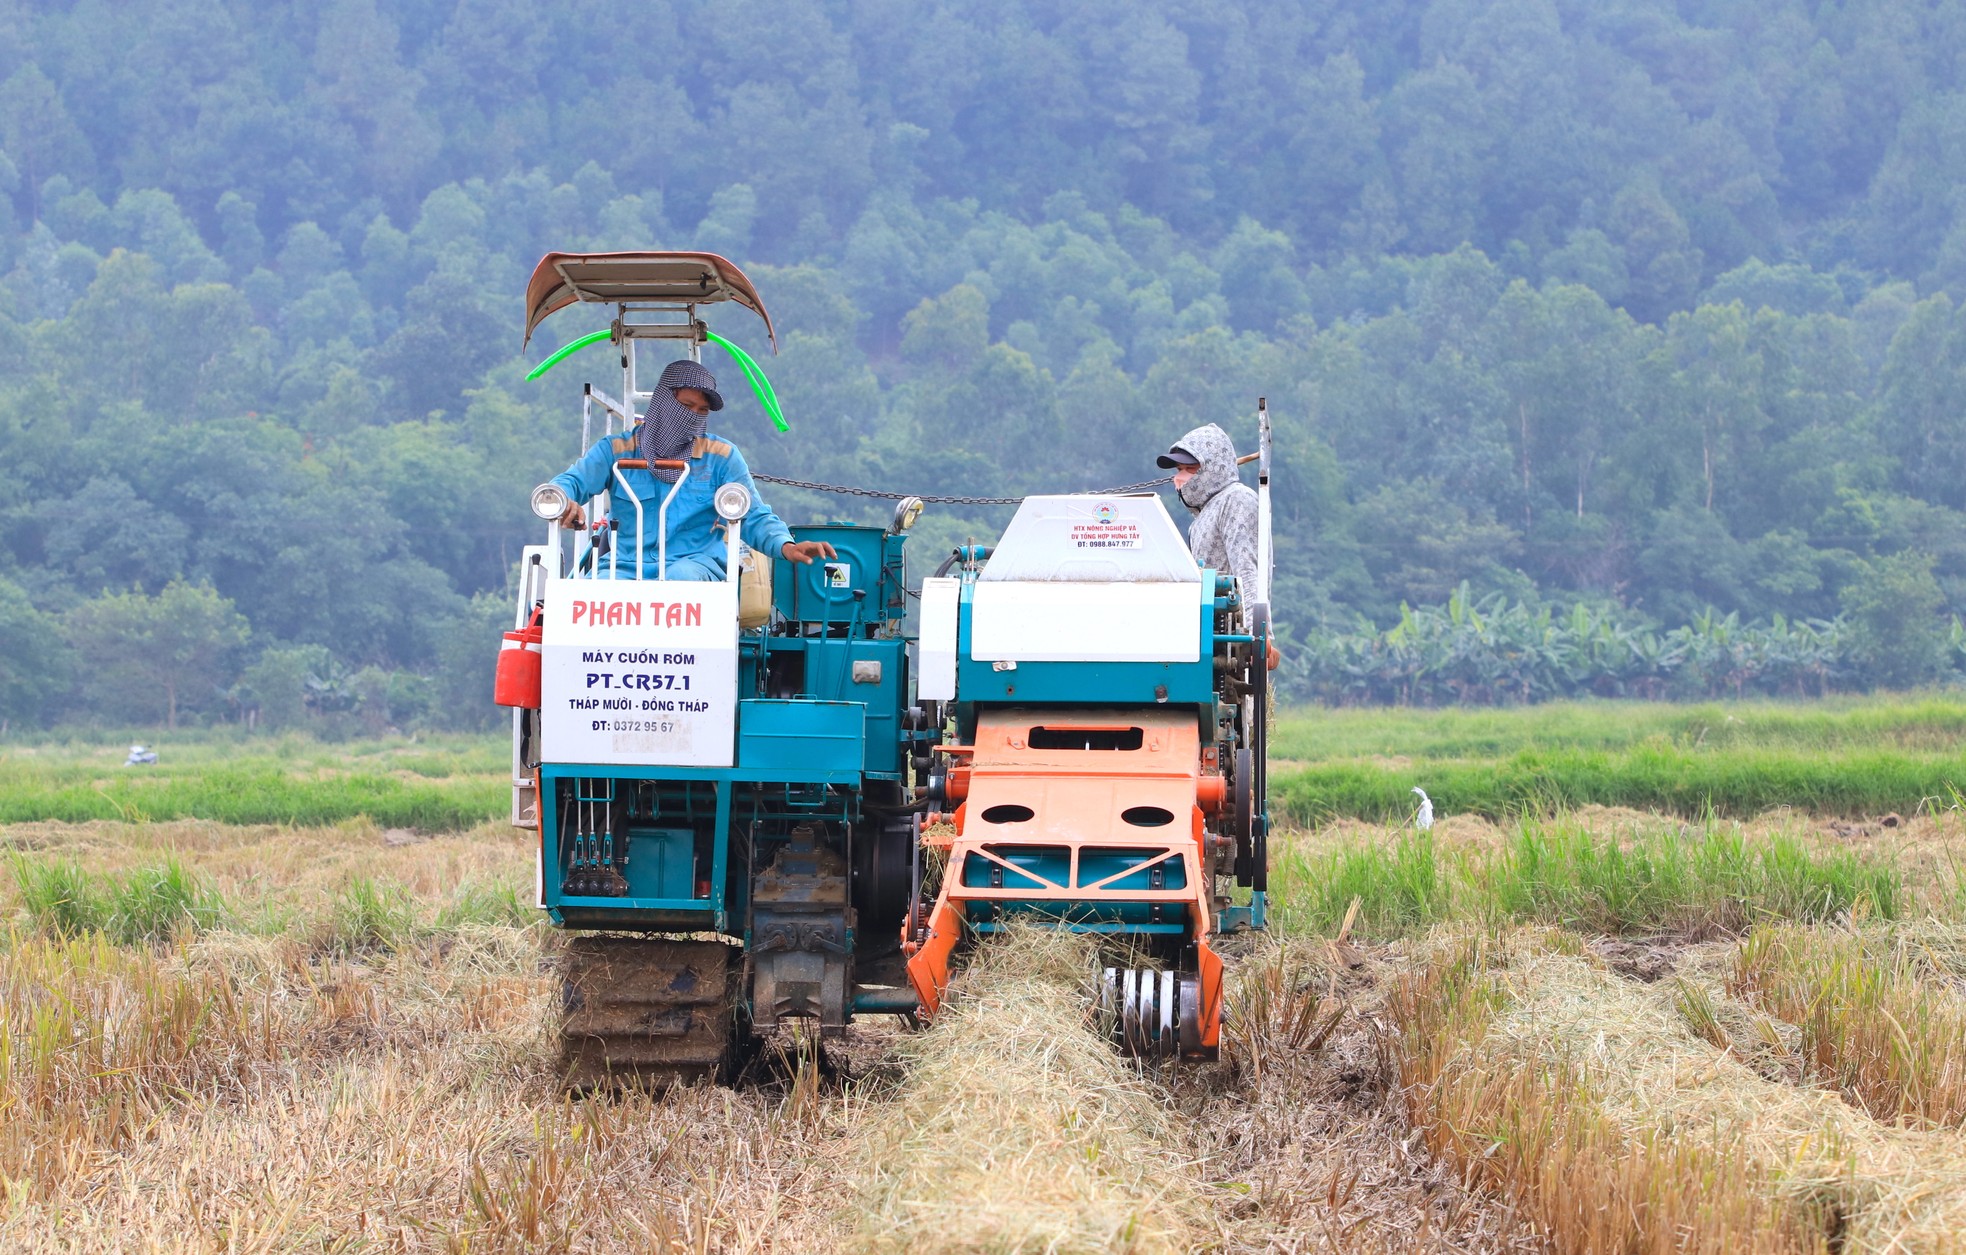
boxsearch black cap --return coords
[1156,444,1198,469]
[657,358,724,410]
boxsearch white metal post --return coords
[655,465,688,579]
[1255,398,1273,615]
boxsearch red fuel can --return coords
[494,618,543,708]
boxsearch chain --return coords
[752,472,1173,505]
[753,471,1180,598]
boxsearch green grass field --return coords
[1270,695,1966,823]
[1270,696,1966,759]
[1265,815,1910,939]
[3,694,1962,828]
[0,735,507,829]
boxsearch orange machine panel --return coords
[905,707,1224,1054]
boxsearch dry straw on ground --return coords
[1193,934,1547,1253]
[47,811,1966,1252]
[0,920,866,1253]
[1392,928,1966,1255]
[1731,924,1966,1127]
[848,927,1207,1254]
[0,819,865,1254]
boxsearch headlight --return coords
[530,483,569,520]
[713,482,752,521]
[889,495,925,534]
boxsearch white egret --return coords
[1411,786,1434,831]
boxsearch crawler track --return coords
[558,937,737,1091]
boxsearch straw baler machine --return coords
[501,252,1272,1087]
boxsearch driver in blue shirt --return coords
[550,359,834,579]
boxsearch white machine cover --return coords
[967,495,1205,664]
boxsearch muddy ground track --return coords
[630,935,1556,1253]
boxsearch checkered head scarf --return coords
[637,359,724,483]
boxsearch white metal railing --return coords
[611,460,689,580]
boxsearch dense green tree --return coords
[3,1,1966,725]
[1840,551,1950,689]
[1213,218,1308,334]
[1609,177,1704,325]
[1874,295,1966,512]
[0,65,93,212]
[1379,62,1490,254]
[237,643,334,731]
[63,580,249,728]
[0,576,72,729]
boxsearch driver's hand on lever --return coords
[781,540,838,564]
[557,501,587,529]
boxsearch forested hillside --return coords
[3,0,1966,727]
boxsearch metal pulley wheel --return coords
[1100,966,1206,1057]
[1103,967,1174,1055]
[855,812,916,934]
[1178,974,1204,1056]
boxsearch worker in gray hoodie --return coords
[1158,423,1279,669]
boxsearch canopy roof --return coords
[521,250,778,351]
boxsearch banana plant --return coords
[1280,595,1908,707]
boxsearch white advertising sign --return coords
[979,495,1202,583]
[540,579,738,766]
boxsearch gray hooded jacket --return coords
[1169,423,1262,606]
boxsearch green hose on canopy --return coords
[702,330,787,432]
[524,328,788,432]
[524,329,611,382]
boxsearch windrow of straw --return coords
[848,928,1206,1254]
[1731,924,1966,1127]
[1390,929,1966,1255]
[1389,929,1827,1255]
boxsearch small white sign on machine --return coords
[980,495,1200,583]
[1069,502,1142,550]
[540,579,738,766]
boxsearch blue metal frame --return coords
[538,761,864,929]
[1216,890,1267,933]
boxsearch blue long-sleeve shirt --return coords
[550,426,794,580]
